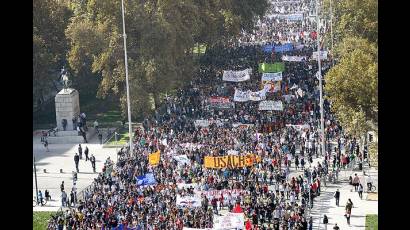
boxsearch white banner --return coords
[180,143,203,150]
[282,55,306,62]
[177,183,198,190]
[183,228,212,230]
[258,100,284,111]
[223,68,252,82]
[286,124,310,131]
[173,155,191,165]
[261,72,282,82]
[234,89,250,102]
[312,51,328,60]
[213,213,245,230]
[249,89,267,101]
[194,120,209,127]
[195,189,244,200]
[176,195,202,208]
[232,123,254,128]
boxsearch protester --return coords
[46,0,343,228]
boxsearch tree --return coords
[65,0,268,118]
[33,0,72,109]
[325,48,377,137]
[322,0,378,45]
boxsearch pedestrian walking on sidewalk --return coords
[358,183,364,199]
[323,215,328,230]
[84,146,89,161]
[61,190,67,207]
[44,140,49,152]
[60,181,64,192]
[90,154,96,173]
[334,189,340,206]
[74,153,80,172]
[352,173,360,191]
[78,144,82,159]
[345,198,353,225]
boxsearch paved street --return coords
[33,132,120,211]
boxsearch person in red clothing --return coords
[245,219,252,230]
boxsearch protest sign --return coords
[148,150,160,166]
[173,155,191,165]
[222,68,251,82]
[176,195,202,208]
[312,51,328,60]
[261,72,282,82]
[262,81,281,93]
[285,13,303,21]
[249,89,267,101]
[194,120,210,127]
[213,213,245,230]
[204,154,261,169]
[282,55,306,62]
[209,96,234,109]
[136,173,157,186]
[233,89,250,102]
[274,43,293,53]
[258,100,284,111]
[177,183,198,190]
[258,62,285,73]
[195,189,244,200]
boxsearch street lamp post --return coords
[316,0,326,157]
[33,155,39,205]
[121,0,133,155]
[330,0,334,66]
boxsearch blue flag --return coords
[136,173,157,186]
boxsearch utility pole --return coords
[316,0,326,157]
[33,155,39,205]
[330,0,335,66]
[121,0,133,155]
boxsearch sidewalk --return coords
[33,133,119,211]
[309,151,378,229]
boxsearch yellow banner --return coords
[204,154,261,169]
[149,150,160,166]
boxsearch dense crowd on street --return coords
[46,0,370,229]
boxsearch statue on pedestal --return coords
[60,66,72,91]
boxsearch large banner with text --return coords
[222,68,252,82]
[204,154,261,169]
[258,62,285,73]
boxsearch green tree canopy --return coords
[323,0,377,44]
[325,48,377,137]
[65,0,268,118]
[33,0,72,108]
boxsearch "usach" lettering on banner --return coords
[204,154,261,169]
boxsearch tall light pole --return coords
[316,0,326,157]
[121,0,133,155]
[33,155,39,205]
[330,0,334,66]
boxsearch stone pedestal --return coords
[55,88,80,131]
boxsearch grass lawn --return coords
[105,128,129,146]
[365,214,378,230]
[33,211,54,230]
[33,93,123,131]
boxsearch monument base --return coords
[47,128,96,144]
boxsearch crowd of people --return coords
[46,0,370,229]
